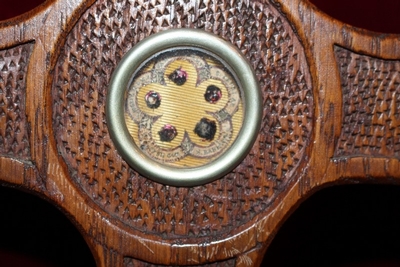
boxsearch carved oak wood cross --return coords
[1,0,400,266]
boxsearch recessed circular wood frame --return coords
[107,29,262,187]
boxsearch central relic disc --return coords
[125,48,243,167]
[107,29,261,186]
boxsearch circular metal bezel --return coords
[107,29,261,186]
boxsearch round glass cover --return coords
[107,29,261,186]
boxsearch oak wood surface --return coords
[1,0,400,266]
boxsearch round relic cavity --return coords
[107,29,261,186]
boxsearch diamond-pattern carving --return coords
[52,0,313,239]
[335,46,400,158]
[0,43,33,160]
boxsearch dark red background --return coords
[1,1,400,267]
[1,0,400,33]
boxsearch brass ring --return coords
[107,29,261,186]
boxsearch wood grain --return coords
[0,0,399,266]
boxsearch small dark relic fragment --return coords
[204,85,222,103]
[158,124,178,142]
[194,118,217,141]
[168,67,187,85]
[145,91,161,109]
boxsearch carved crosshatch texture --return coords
[124,257,236,267]
[0,42,33,160]
[335,46,400,158]
[52,0,313,239]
